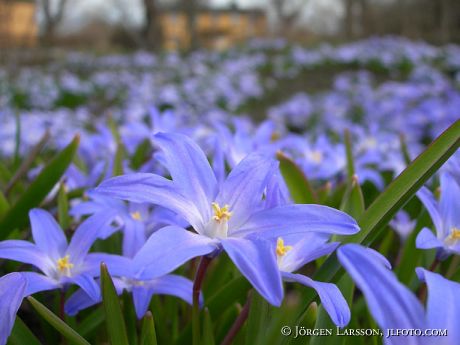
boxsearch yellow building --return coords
[161,7,267,50]
[0,0,37,48]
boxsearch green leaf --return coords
[100,263,129,345]
[202,309,215,345]
[344,129,355,181]
[112,143,125,177]
[76,307,105,338]
[0,191,9,219]
[206,276,251,319]
[5,130,50,196]
[122,291,138,345]
[131,139,152,170]
[58,183,69,230]
[340,176,365,219]
[140,311,158,345]
[296,119,460,322]
[27,297,90,345]
[0,135,80,238]
[245,292,269,345]
[399,133,412,165]
[277,151,317,204]
[8,316,42,345]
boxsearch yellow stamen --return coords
[131,211,142,221]
[447,227,460,243]
[270,132,281,142]
[57,255,74,273]
[276,237,292,257]
[212,202,232,223]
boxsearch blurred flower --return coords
[416,172,460,258]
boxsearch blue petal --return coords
[217,153,278,230]
[235,204,360,238]
[122,217,146,258]
[279,234,338,273]
[0,240,52,275]
[132,286,152,319]
[439,172,460,234]
[66,274,100,301]
[65,278,128,316]
[85,253,134,277]
[29,209,67,261]
[95,173,204,231]
[154,132,218,223]
[221,237,283,306]
[148,274,198,306]
[282,272,350,328]
[133,226,218,280]
[338,244,426,339]
[416,187,443,237]
[416,227,444,250]
[0,273,26,345]
[417,268,460,345]
[66,211,118,265]
[22,272,59,295]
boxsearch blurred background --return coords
[1,0,460,53]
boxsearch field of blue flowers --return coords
[0,36,459,345]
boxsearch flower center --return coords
[270,132,281,142]
[308,150,323,164]
[205,202,232,239]
[57,255,74,276]
[212,203,232,223]
[446,227,460,245]
[131,211,142,221]
[276,237,292,257]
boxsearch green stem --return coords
[192,256,212,345]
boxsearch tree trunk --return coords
[344,0,353,39]
[142,0,163,51]
[183,0,199,51]
[440,0,450,43]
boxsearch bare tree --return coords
[271,0,308,35]
[37,0,68,45]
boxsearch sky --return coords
[56,0,343,34]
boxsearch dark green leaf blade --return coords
[140,311,158,345]
[0,135,79,238]
[27,297,90,345]
[277,151,318,204]
[8,316,42,345]
[100,263,129,345]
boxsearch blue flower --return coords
[0,273,27,345]
[65,274,198,319]
[274,234,350,327]
[338,244,460,345]
[95,132,360,306]
[416,172,460,257]
[0,209,116,300]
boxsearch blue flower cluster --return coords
[0,37,459,345]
